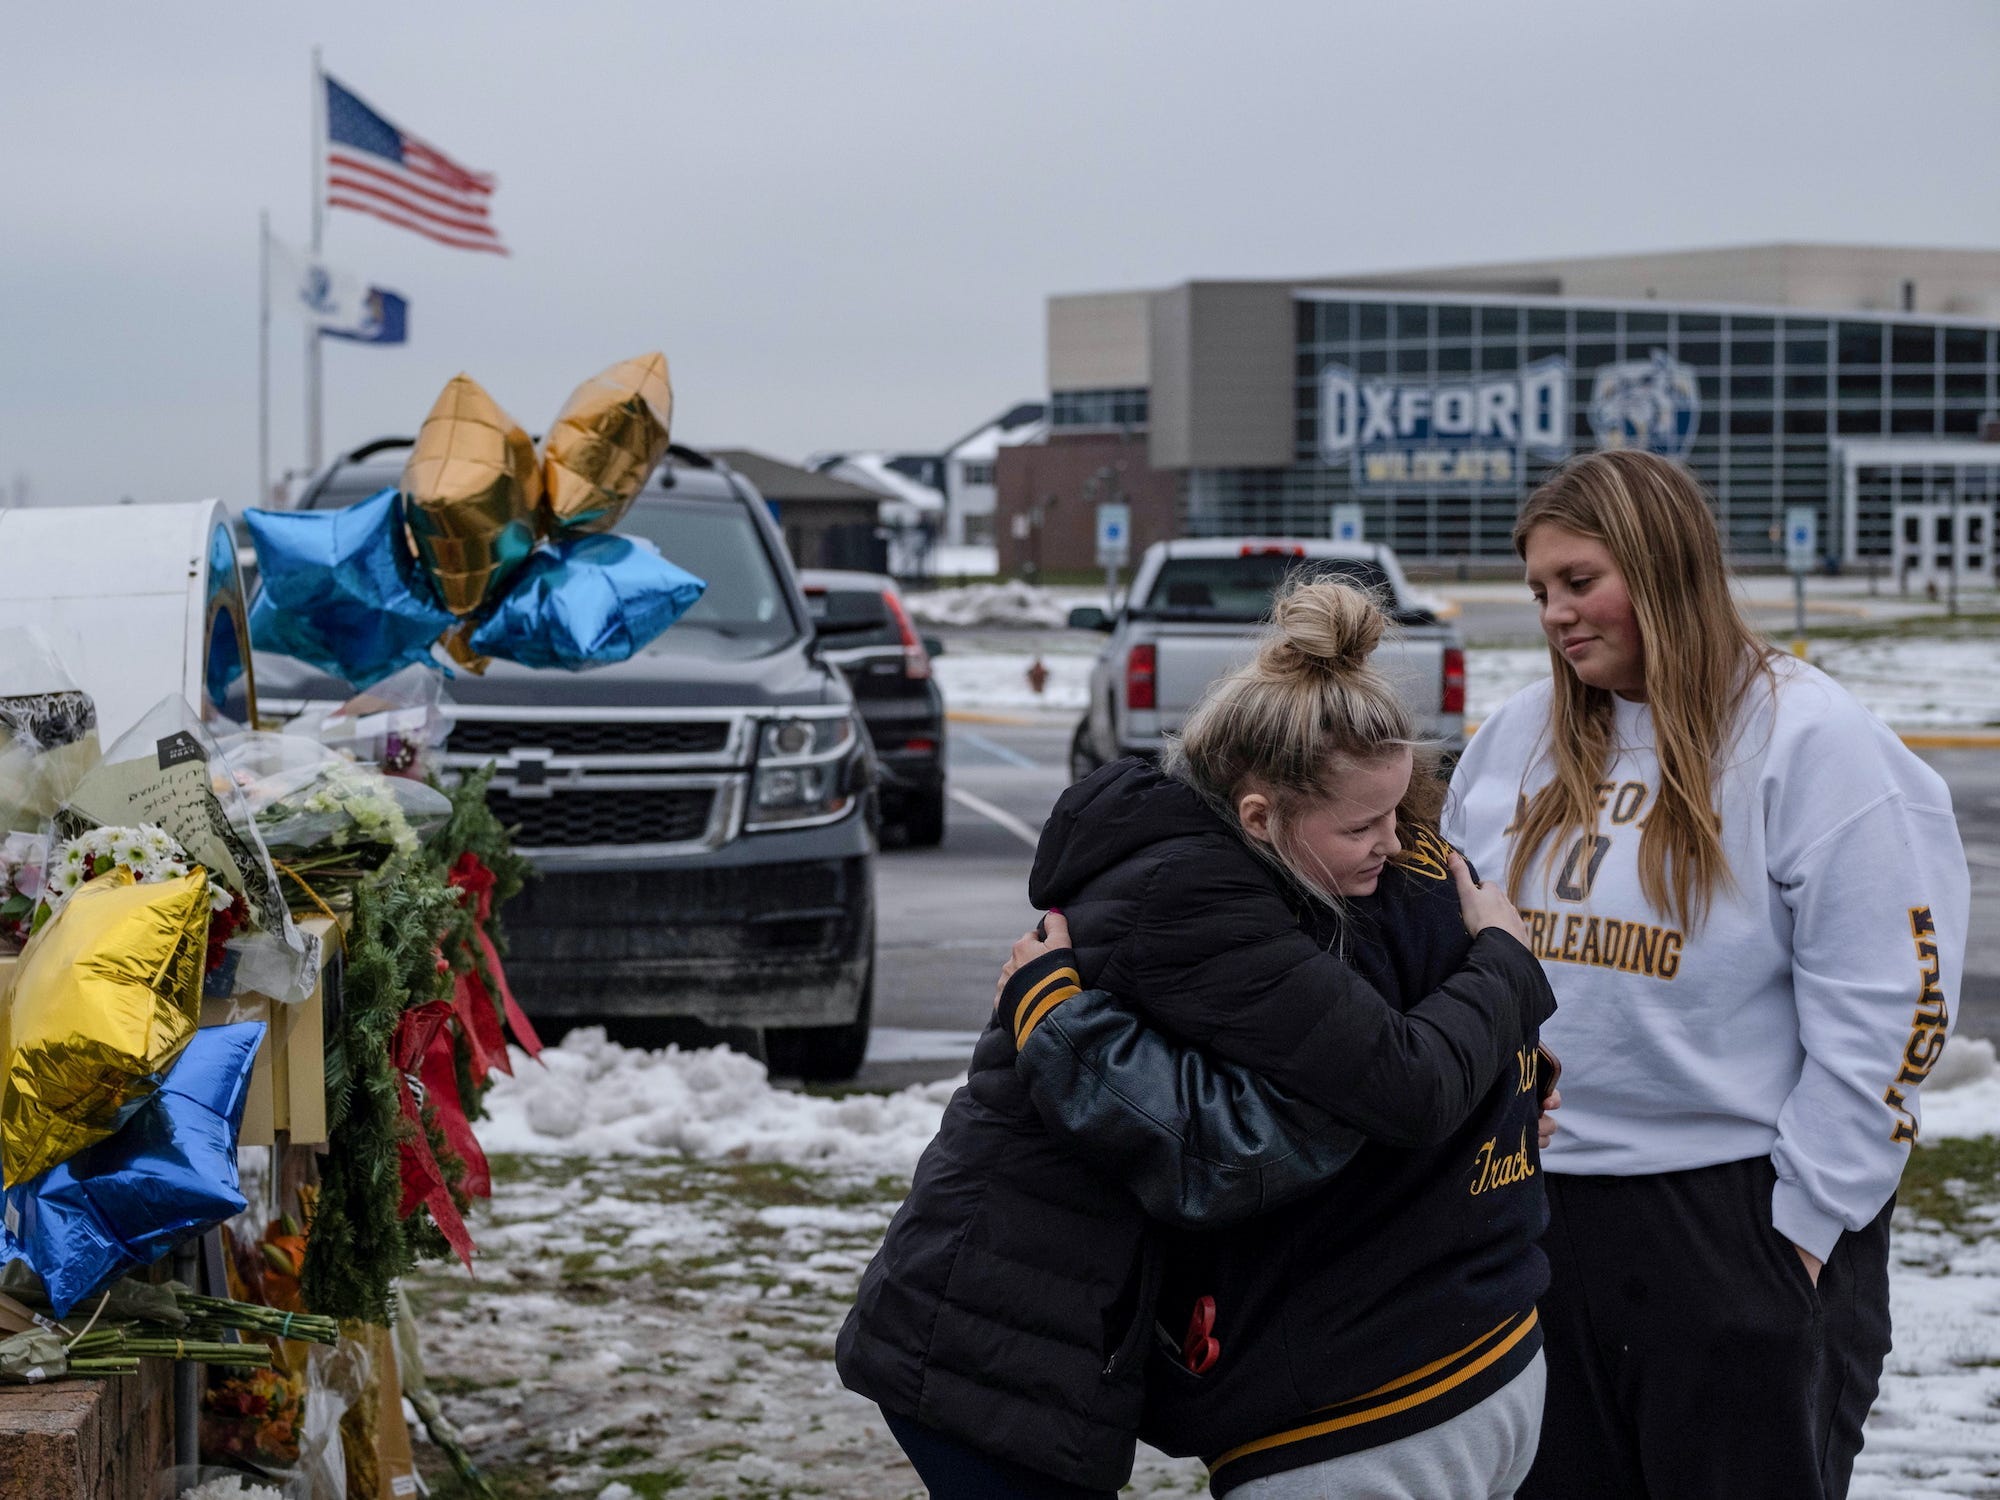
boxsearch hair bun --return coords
[1260,578,1386,678]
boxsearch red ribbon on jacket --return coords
[392,1000,476,1267]
[448,853,543,1063]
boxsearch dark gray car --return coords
[254,443,878,1079]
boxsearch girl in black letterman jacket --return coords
[836,581,1556,1498]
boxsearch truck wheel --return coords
[764,955,874,1083]
[1069,720,1103,784]
[903,787,947,847]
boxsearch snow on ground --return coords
[1468,639,2000,728]
[410,1031,2000,1498]
[904,579,1071,629]
[932,649,1095,713]
[930,637,2000,729]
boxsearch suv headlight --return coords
[748,712,863,829]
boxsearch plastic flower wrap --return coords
[0,1021,263,1316]
[0,627,100,837]
[0,867,211,1186]
[217,733,450,913]
[61,698,318,1004]
[30,823,241,973]
[304,664,456,778]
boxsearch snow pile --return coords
[459,1030,2000,1497]
[178,1480,284,1500]
[1458,640,2000,728]
[478,1028,958,1178]
[904,580,1070,628]
[933,650,1094,712]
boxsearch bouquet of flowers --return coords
[0,831,49,950]
[219,734,451,912]
[30,823,241,969]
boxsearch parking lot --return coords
[864,629,2000,1091]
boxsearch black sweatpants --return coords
[882,1411,1119,1500]
[1520,1157,1892,1500]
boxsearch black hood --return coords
[1029,758,1231,909]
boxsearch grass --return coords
[1900,1135,2000,1238]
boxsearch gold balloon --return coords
[402,375,544,617]
[540,353,674,539]
[0,869,210,1186]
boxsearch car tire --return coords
[903,786,947,847]
[1069,720,1103,784]
[764,949,874,1083]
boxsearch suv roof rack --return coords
[343,436,417,464]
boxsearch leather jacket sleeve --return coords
[998,951,1365,1229]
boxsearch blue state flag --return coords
[321,286,408,345]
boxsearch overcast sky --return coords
[7,1,1999,509]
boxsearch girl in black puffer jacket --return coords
[836,581,1555,1498]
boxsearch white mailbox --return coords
[0,500,255,744]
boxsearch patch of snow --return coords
[481,1029,957,1179]
[904,580,1070,629]
[1466,638,2000,729]
[178,1480,285,1500]
[933,650,1093,712]
[921,544,999,579]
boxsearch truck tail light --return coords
[1239,543,1306,557]
[1442,646,1466,715]
[1126,643,1157,711]
[882,589,931,680]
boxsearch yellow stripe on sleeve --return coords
[1013,967,1081,1047]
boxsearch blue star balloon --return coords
[468,534,706,671]
[247,489,456,689]
[0,1023,264,1317]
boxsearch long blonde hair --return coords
[1505,450,1773,928]
[1167,577,1439,901]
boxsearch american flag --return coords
[323,73,507,256]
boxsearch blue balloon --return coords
[469,534,706,671]
[1,1024,264,1317]
[246,489,455,689]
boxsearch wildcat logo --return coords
[1589,350,1700,459]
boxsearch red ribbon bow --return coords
[392,1000,477,1268]
[447,852,543,1076]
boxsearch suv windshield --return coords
[1134,555,1394,622]
[805,587,900,650]
[619,499,799,653]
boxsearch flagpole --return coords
[305,46,324,474]
[258,211,271,510]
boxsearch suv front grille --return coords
[451,718,733,758]
[489,787,716,847]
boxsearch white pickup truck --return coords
[1066,538,1466,781]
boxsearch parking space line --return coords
[955,728,1040,770]
[948,788,1042,850]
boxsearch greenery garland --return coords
[301,766,529,1324]
[426,766,533,1122]
[303,858,458,1324]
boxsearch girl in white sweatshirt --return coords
[1445,449,1969,1500]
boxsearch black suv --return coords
[254,441,879,1079]
[799,570,948,846]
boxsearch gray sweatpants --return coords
[1226,1352,1546,1500]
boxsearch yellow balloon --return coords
[540,353,674,539]
[0,869,210,1186]
[402,374,544,617]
